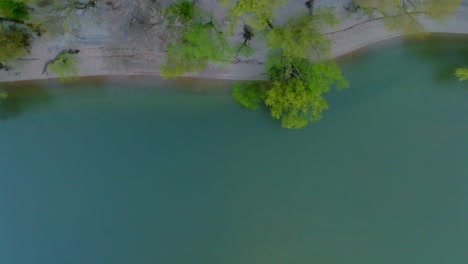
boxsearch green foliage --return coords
[0,26,30,62]
[264,55,348,129]
[265,77,320,129]
[161,21,231,77]
[0,0,30,20]
[47,52,79,81]
[234,49,348,129]
[266,10,338,59]
[231,7,347,129]
[352,0,461,34]
[165,0,196,24]
[455,68,468,81]
[160,1,232,78]
[232,81,267,110]
[221,0,287,33]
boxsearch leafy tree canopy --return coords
[221,0,287,32]
[232,81,267,110]
[42,49,80,81]
[0,0,30,20]
[164,0,196,24]
[264,54,348,129]
[234,53,348,129]
[0,26,30,62]
[455,68,468,81]
[266,10,337,60]
[160,1,232,77]
[352,0,461,34]
[47,52,79,81]
[0,0,42,65]
[232,8,347,129]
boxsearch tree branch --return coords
[0,17,43,35]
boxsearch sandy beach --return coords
[0,0,467,83]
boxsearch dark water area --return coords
[0,36,467,264]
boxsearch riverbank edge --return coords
[1,3,467,84]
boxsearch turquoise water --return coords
[0,36,467,264]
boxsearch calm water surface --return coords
[1,36,467,264]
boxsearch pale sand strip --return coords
[0,0,467,83]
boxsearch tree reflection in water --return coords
[403,34,468,83]
[0,81,52,120]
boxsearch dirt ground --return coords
[1,0,467,82]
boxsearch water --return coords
[0,36,467,264]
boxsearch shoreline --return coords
[1,0,467,84]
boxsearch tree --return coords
[160,1,232,77]
[264,54,348,129]
[350,0,461,34]
[266,10,337,59]
[0,0,30,20]
[0,26,31,63]
[455,68,468,81]
[232,81,267,110]
[42,49,80,81]
[232,7,348,129]
[164,0,195,24]
[0,0,42,65]
[233,52,348,129]
[220,0,287,32]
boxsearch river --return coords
[0,35,467,264]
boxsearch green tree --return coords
[0,26,31,62]
[42,49,80,81]
[232,7,347,129]
[160,1,232,77]
[220,0,287,32]
[264,55,348,129]
[266,9,337,59]
[0,0,44,65]
[0,0,30,20]
[164,0,195,24]
[351,0,461,34]
[233,53,348,129]
[455,68,468,81]
[232,81,267,110]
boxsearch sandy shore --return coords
[0,0,467,83]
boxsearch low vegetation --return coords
[455,68,468,81]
